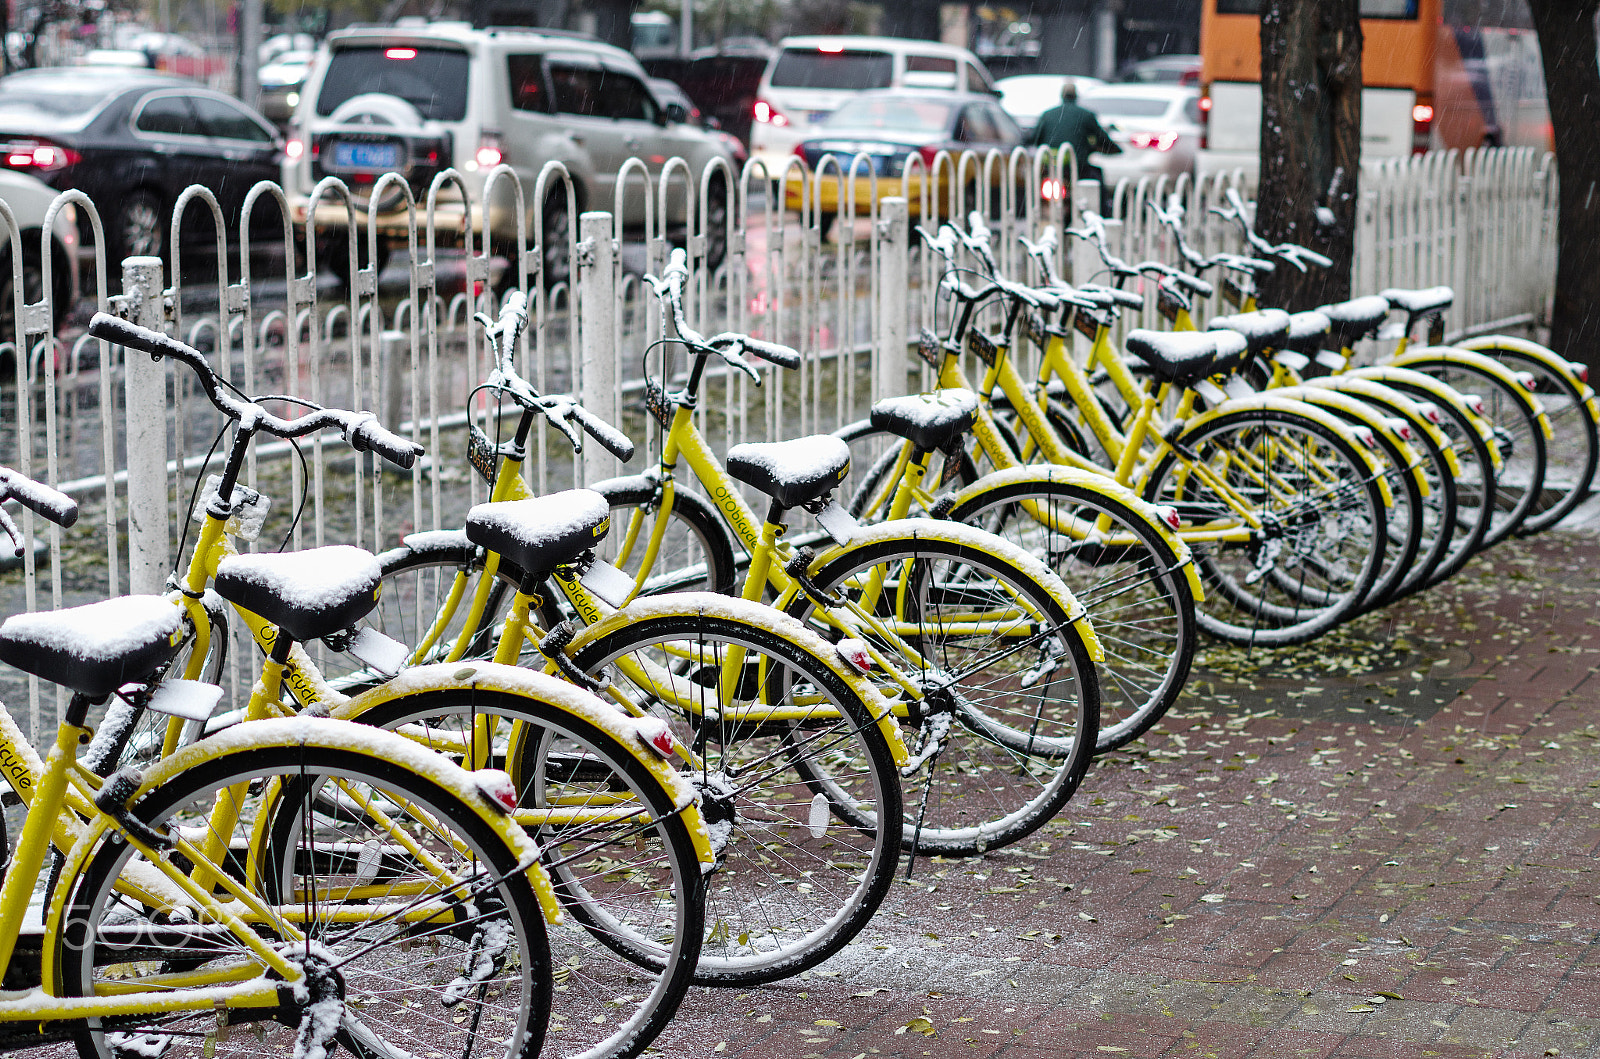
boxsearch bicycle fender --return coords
[589,473,739,595]
[1389,347,1553,440]
[939,465,1203,603]
[1178,396,1395,506]
[1343,365,1504,470]
[333,665,716,868]
[566,593,911,767]
[1300,376,1463,477]
[1454,334,1599,421]
[805,518,1105,665]
[1270,385,1431,498]
[41,717,565,990]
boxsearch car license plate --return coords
[332,141,400,170]
[809,111,831,124]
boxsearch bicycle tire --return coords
[566,604,902,986]
[1346,368,1495,588]
[56,736,552,1059]
[1463,343,1598,535]
[782,522,1099,856]
[942,472,1197,753]
[341,688,706,1059]
[1306,377,1457,601]
[1393,353,1547,546]
[1142,405,1387,646]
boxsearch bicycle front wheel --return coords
[784,521,1100,856]
[56,731,551,1059]
[344,687,706,1059]
[1143,407,1388,646]
[566,603,902,986]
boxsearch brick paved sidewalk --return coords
[649,529,1600,1059]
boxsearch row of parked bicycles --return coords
[0,187,1586,1059]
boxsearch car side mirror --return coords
[663,102,690,125]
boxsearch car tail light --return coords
[1,139,79,173]
[1412,98,1433,155]
[285,137,304,160]
[919,144,940,169]
[385,47,418,60]
[818,42,844,53]
[753,99,788,127]
[1040,177,1066,200]
[475,131,503,169]
[1198,92,1211,150]
[1129,131,1179,151]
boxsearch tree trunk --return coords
[1528,0,1600,373]
[1255,0,1362,310]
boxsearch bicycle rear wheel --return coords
[56,732,551,1059]
[1143,406,1387,646]
[566,605,901,986]
[783,522,1100,856]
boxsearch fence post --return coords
[876,196,909,403]
[121,255,169,595]
[577,211,618,485]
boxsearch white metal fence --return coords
[0,145,1556,727]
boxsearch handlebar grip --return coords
[0,468,77,528]
[741,336,801,370]
[572,406,635,462]
[1292,247,1333,269]
[88,312,205,367]
[348,418,424,470]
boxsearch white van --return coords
[750,36,998,178]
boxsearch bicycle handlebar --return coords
[88,313,424,471]
[0,466,78,558]
[644,248,802,381]
[475,292,636,462]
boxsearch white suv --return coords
[750,36,999,178]
[284,22,739,283]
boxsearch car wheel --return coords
[541,192,573,288]
[703,176,729,272]
[116,190,165,262]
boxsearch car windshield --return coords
[0,79,121,130]
[1080,96,1172,118]
[825,96,953,133]
[770,49,893,90]
[316,45,470,121]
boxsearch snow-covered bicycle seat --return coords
[1316,295,1391,349]
[870,389,979,453]
[1207,309,1292,355]
[214,545,382,644]
[1124,329,1250,389]
[1380,286,1453,318]
[466,489,611,576]
[727,436,850,510]
[0,595,184,700]
[1281,311,1332,354]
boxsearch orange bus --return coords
[1197,0,1549,178]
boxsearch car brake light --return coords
[385,47,417,60]
[818,43,844,53]
[1412,98,1433,155]
[754,99,788,127]
[1198,91,1210,150]
[919,144,940,168]
[1129,131,1179,151]
[1198,96,1212,111]
[475,132,503,169]
[1,140,79,172]
[285,137,304,160]
[1040,177,1065,200]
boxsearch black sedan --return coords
[788,90,1024,234]
[0,67,284,264]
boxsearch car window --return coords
[315,45,470,121]
[549,64,607,117]
[956,104,998,143]
[605,72,658,122]
[903,54,957,89]
[1183,97,1202,124]
[134,93,203,136]
[984,102,1021,144]
[0,79,121,131]
[964,62,997,95]
[192,96,274,142]
[507,54,549,112]
[825,96,954,133]
[768,48,893,90]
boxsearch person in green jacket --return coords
[1028,80,1121,194]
